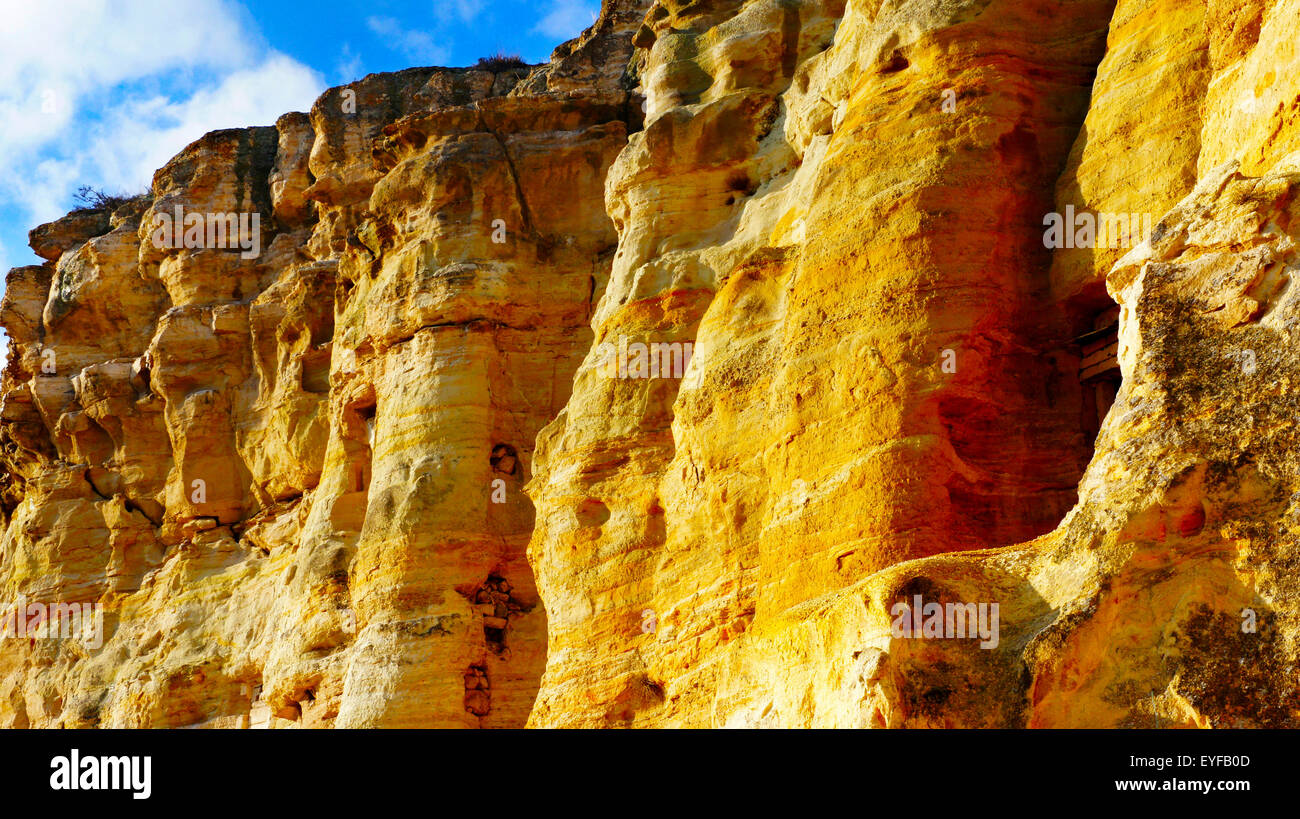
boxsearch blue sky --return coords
[0,0,600,353]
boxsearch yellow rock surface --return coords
[1,0,1297,728]
[526,0,1299,727]
[0,5,643,728]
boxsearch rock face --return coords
[0,3,647,728]
[2,0,1297,728]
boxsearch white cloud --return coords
[367,16,451,65]
[0,0,254,83]
[532,0,599,40]
[108,57,323,184]
[0,0,254,162]
[0,0,325,234]
[336,44,364,84]
[435,0,486,25]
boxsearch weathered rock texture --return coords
[0,3,647,728]
[2,0,1298,728]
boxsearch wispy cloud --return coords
[532,0,599,40]
[435,0,486,26]
[336,43,364,84]
[367,16,451,65]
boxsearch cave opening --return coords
[1075,305,1121,440]
[341,395,377,495]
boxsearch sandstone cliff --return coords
[1,0,1296,728]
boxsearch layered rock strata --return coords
[0,3,647,728]
[526,0,1300,727]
